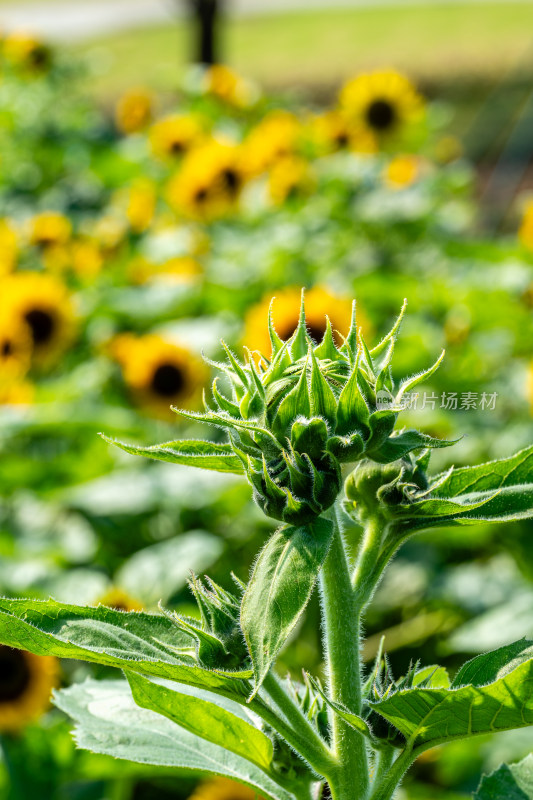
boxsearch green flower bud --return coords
[166,575,249,672]
[175,293,454,525]
[345,451,432,522]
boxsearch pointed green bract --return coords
[241,519,334,696]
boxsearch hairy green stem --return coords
[352,516,386,606]
[320,516,370,800]
[261,672,336,780]
[368,746,416,800]
[372,748,395,790]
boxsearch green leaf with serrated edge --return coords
[307,674,382,747]
[392,485,533,534]
[336,353,370,436]
[127,673,274,772]
[370,430,458,463]
[241,519,334,697]
[0,598,250,701]
[431,445,533,499]
[396,350,445,402]
[99,435,244,475]
[54,680,294,800]
[474,754,533,799]
[369,639,533,749]
[309,349,337,429]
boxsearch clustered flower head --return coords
[175,294,450,525]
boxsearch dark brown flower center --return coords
[151,363,185,397]
[31,46,50,68]
[0,646,32,703]
[1,339,13,357]
[366,99,396,131]
[221,168,241,196]
[278,319,328,344]
[335,132,349,147]
[25,308,55,345]
[169,140,184,156]
[194,187,209,204]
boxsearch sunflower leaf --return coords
[369,639,533,749]
[99,435,244,474]
[127,673,274,772]
[474,754,533,799]
[54,679,293,800]
[0,598,250,701]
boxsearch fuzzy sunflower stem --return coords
[320,513,370,800]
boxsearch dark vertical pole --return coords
[188,0,221,65]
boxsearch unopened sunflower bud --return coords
[173,293,454,525]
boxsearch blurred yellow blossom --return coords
[384,154,420,189]
[111,333,208,418]
[0,648,58,731]
[167,139,245,220]
[115,87,153,134]
[149,114,204,160]
[244,285,358,356]
[339,69,424,141]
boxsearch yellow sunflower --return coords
[383,154,420,190]
[149,114,204,160]
[203,64,253,108]
[189,777,264,800]
[268,156,315,205]
[307,110,377,155]
[0,219,19,275]
[3,33,52,73]
[29,212,72,249]
[2,273,75,366]
[242,111,302,176]
[167,139,245,220]
[0,313,32,378]
[98,588,143,612]
[112,333,208,418]
[0,646,59,732]
[115,88,153,135]
[339,69,424,140]
[519,201,533,252]
[244,286,357,357]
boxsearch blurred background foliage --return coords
[1,1,533,799]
